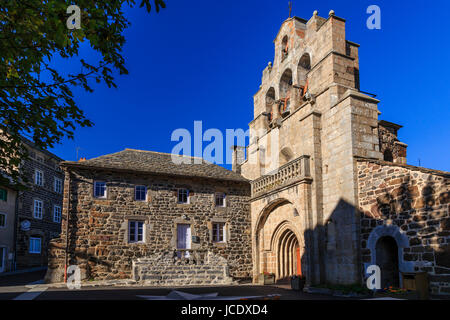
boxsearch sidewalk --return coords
[0,266,47,277]
[0,268,47,288]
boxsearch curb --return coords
[41,279,245,290]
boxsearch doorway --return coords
[376,236,400,288]
[177,224,191,258]
[0,247,5,273]
[277,229,301,281]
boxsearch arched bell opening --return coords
[279,69,293,116]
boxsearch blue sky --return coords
[50,0,450,172]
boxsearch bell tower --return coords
[241,11,383,285]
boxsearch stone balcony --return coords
[251,155,312,198]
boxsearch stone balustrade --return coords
[251,155,311,197]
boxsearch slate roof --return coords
[61,149,248,182]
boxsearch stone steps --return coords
[132,251,235,286]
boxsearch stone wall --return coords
[46,167,252,283]
[357,159,450,295]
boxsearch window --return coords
[215,193,226,207]
[53,205,62,223]
[0,188,7,201]
[29,237,41,254]
[35,169,43,186]
[94,181,106,198]
[212,223,226,243]
[135,186,146,201]
[33,200,43,219]
[178,189,189,204]
[54,177,63,193]
[0,213,6,228]
[128,221,144,243]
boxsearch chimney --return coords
[231,146,245,174]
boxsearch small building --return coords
[45,149,252,285]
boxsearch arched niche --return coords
[280,146,294,166]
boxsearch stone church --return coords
[46,12,449,295]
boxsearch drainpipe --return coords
[64,169,70,283]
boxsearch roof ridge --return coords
[124,148,205,160]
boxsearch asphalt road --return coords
[0,270,346,300]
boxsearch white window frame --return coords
[212,222,227,243]
[178,189,189,204]
[135,185,147,201]
[94,181,107,199]
[29,237,41,254]
[54,177,63,194]
[35,169,43,186]
[53,205,62,223]
[128,221,145,243]
[0,213,6,228]
[215,192,226,207]
[33,200,43,219]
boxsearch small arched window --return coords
[383,149,393,162]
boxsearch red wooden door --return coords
[296,247,302,276]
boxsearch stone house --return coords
[0,136,64,271]
[14,138,64,269]
[45,149,252,285]
[239,11,449,295]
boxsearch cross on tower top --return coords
[288,2,292,18]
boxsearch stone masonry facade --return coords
[358,159,449,295]
[45,151,252,285]
[238,11,449,295]
[15,139,64,269]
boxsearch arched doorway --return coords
[253,199,305,282]
[376,236,399,288]
[277,228,301,282]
